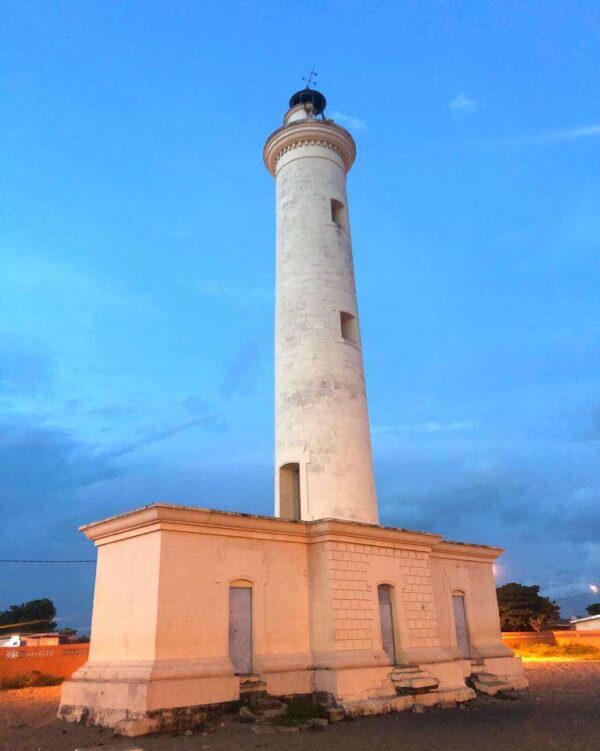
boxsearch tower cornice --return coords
[263,120,356,176]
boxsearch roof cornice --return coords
[80,503,501,563]
[263,120,356,176]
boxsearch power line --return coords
[0,614,93,631]
[553,590,599,602]
[0,618,54,630]
[0,559,96,564]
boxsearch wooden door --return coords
[452,593,471,658]
[229,586,252,674]
[378,584,396,664]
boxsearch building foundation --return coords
[59,504,526,735]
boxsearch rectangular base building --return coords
[59,503,526,735]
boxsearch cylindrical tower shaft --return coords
[264,93,378,524]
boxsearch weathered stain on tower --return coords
[264,88,378,524]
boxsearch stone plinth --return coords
[59,503,526,735]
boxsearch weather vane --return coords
[302,66,318,89]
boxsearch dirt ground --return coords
[1,662,600,751]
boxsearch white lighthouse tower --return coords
[264,87,378,524]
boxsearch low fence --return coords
[554,630,600,649]
[501,631,556,648]
[502,630,600,650]
[0,644,89,681]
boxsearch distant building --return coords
[23,632,61,646]
[554,617,572,630]
[570,614,600,631]
[0,634,23,648]
[0,632,70,648]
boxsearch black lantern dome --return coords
[288,88,326,116]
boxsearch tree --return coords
[0,599,57,633]
[586,603,600,616]
[529,613,553,632]
[496,583,559,632]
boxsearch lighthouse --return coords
[264,88,378,524]
[59,85,528,736]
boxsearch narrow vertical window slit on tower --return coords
[331,199,346,228]
[340,311,359,345]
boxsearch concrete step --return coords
[390,667,440,693]
[469,672,515,697]
[341,686,476,718]
[251,698,288,720]
[239,674,267,696]
[390,667,424,678]
[471,672,501,685]
[240,673,262,683]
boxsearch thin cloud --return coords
[329,111,366,131]
[497,124,600,146]
[449,93,477,113]
[196,280,236,297]
[525,124,600,143]
[373,420,478,436]
[196,279,272,304]
[221,338,262,398]
[0,420,125,511]
[105,412,223,460]
[3,256,150,317]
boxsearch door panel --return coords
[452,594,471,658]
[229,587,252,674]
[378,585,396,664]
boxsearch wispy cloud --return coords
[449,93,477,113]
[374,420,478,436]
[507,124,600,145]
[196,279,272,304]
[221,338,262,398]
[329,111,366,131]
[0,419,125,512]
[2,256,151,317]
[102,411,224,461]
[196,280,236,297]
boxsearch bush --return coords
[0,670,64,690]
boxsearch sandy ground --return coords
[1,662,600,751]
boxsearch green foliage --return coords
[0,598,57,633]
[512,642,600,660]
[496,583,559,632]
[0,671,64,690]
[586,603,600,616]
[275,696,328,726]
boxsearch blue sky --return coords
[1,1,599,633]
